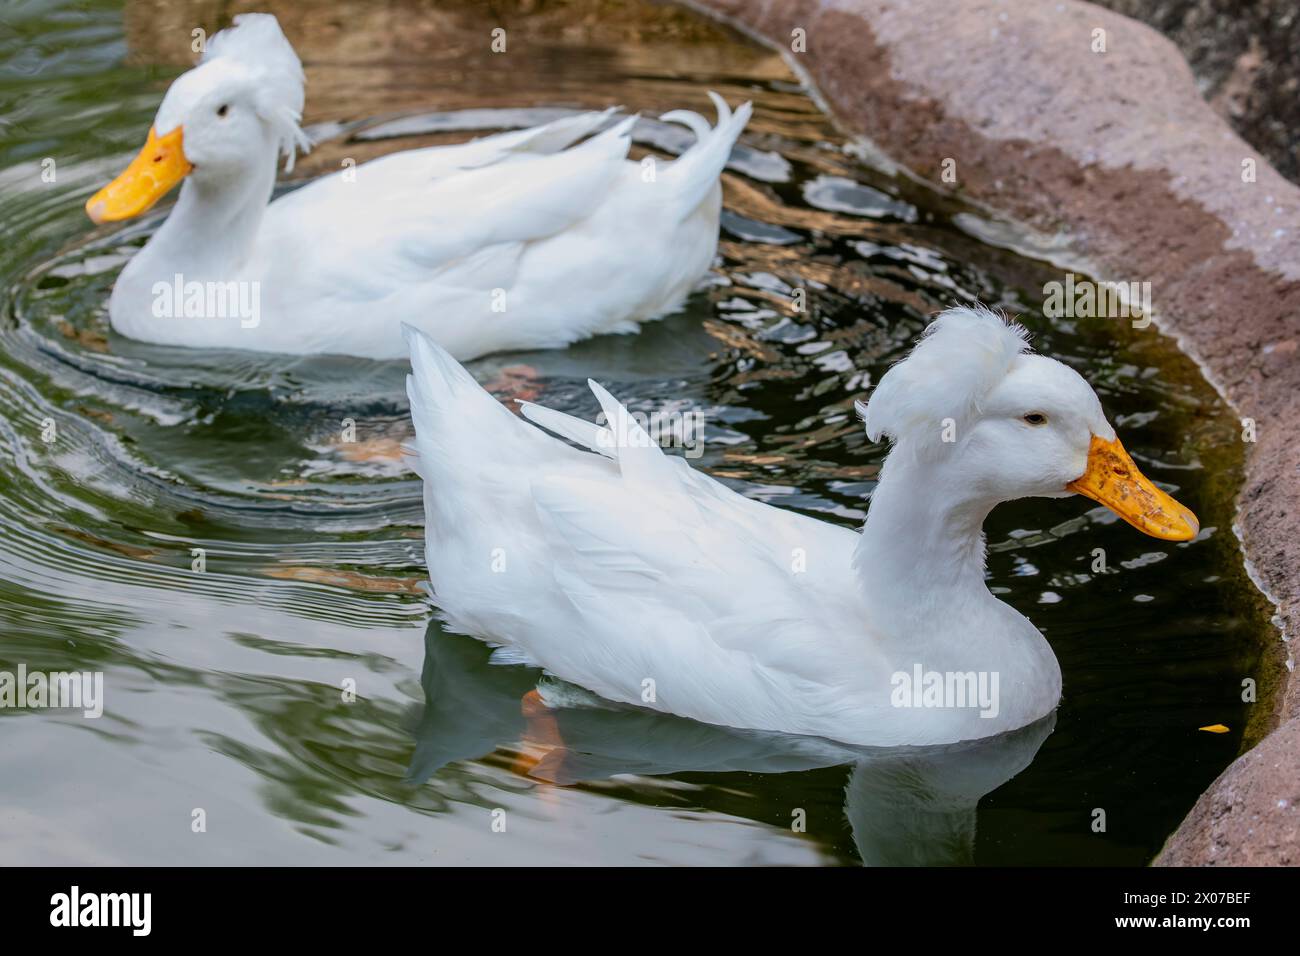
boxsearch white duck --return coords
[405,306,1199,747]
[84,13,751,360]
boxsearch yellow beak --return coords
[86,126,193,224]
[1067,434,1199,542]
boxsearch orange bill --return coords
[1067,434,1199,541]
[86,126,192,224]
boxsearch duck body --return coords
[405,307,1198,747]
[409,321,1061,747]
[92,14,750,360]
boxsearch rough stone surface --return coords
[1095,0,1300,184]
[1156,716,1300,865]
[685,0,1299,865]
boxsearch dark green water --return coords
[0,0,1271,865]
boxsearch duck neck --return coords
[853,446,996,633]
[145,147,278,278]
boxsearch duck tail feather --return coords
[400,440,424,479]
[661,93,751,220]
[583,378,692,491]
[403,323,481,404]
[508,107,621,155]
[518,401,615,458]
[403,323,522,468]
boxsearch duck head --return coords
[86,13,308,224]
[860,306,1199,542]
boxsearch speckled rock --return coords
[683,0,1300,865]
[1094,0,1300,184]
[1157,716,1300,865]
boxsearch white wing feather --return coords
[406,327,871,739]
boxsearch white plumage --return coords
[92,14,752,359]
[405,305,1198,747]
[190,11,310,170]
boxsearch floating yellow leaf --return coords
[1198,724,1230,734]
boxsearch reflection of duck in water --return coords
[410,624,1053,866]
[405,305,1197,747]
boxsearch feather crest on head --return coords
[202,14,310,170]
[858,305,1031,456]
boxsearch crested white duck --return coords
[84,13,751,360]
[404,306,1199,747]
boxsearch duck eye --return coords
[216,104,230,118]
[1022,412,1048,426]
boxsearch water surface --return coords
[0,0,1271,865]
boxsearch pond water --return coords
[0,0,1272,865]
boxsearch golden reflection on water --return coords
[0,0,1267,867]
